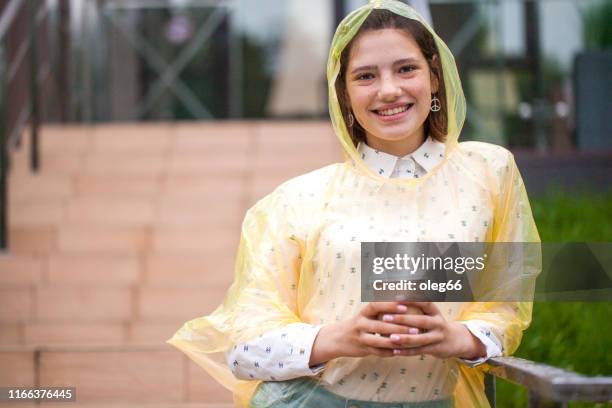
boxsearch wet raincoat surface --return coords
[168,1,540,406]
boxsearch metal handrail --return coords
[0,0,26,251]
[484,357,612,407]
[0,0,49,249]
[27,0,39,171]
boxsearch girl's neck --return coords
[365,132,426,157]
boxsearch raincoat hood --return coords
[327,0,465,183]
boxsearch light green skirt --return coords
[250,378,453,408]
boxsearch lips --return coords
[372,103,414,120]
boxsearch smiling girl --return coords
[168,1,539,407]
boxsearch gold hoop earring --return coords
[431,95,441,112]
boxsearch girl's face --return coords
[346,28,438,156]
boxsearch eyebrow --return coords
[350,58,421,75]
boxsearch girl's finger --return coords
[360,332,399,349]
[398,301,440,316]
[392,342,440,357]
[389,314,437,331]
[363,319,413,335]
[362,302,409,318]
[388,331,443,348]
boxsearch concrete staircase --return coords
[0,121,340,407]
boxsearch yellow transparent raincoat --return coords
[168,1,540,406]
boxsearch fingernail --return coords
[382,314,393,322]
[390,334,400,341]
[408,328,419,334]
[397,305,408,312]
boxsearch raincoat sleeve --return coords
[456,149,540,356]
[167,183,309,405]
[453,148,540,407]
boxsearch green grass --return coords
[531,191,612,242]
[495,191,612,407]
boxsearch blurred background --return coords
[3,0,612,146]
[0,0,610,407]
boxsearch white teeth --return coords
[377,105,409,116]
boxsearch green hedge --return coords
[495,192,612,407]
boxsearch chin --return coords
[371,127,417,142]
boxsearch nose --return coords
[377,73,401,100]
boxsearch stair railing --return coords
[483,357,612,407]
[0,0,60,250]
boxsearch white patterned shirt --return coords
[226,137,502,381]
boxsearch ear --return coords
[430,55,440,94]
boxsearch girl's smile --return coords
[371,102,414,122]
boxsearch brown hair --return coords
[335,9,448,146]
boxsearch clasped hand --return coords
[309,301,486,366]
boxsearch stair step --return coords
[162,175,246,197]
[0,324,20,344]
[144,254,235,287]
[252,150,338,173]
[9,174,74,201]
[254,121,335,149]
[137,287,226,321]
[0,288,33,323]
[47,349,182,402]
[65,199,156,226]
[9,224,242,254]
[150,227,238,254]
[9,205,243,230]
[91,125,171,154]
[11,153,85,177]
[14,124,93,156]
[83,154,167,177]
[58,225,148,253]
[0,349,35,385]
[0,322,196,346]
[36,286,132,322]
[127,322,182,345]
[0,252,236,288]
[8,200,66,226]
[47,254,140,286]
[167,154,248,176]
[0,346,232,403]
[173,122,251,154]
[9,226,58,255]
[74,175,162,197]
[1,284,230,324]
[0,255,44,286]
[23,322,126,346]
[40,125,94,153]
[157,199,243,227]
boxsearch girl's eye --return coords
[356,73,374,81]
[399,65,416,73]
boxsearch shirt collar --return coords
[356,137,445,178]
[356,143,398,178]
[411,136,446,172]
